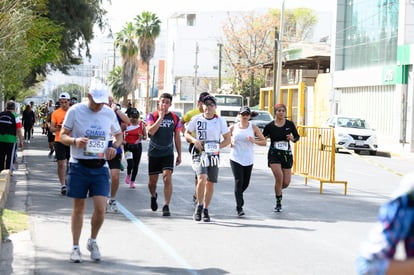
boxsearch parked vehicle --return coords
[212,94,243,125]
[235,110,273,132]
[325,115,378,155]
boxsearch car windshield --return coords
[251,112,273,121]
[338,117,370,129]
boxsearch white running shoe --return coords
[107,199,119,213]
[87,239,101,261]
[70,247,82,263]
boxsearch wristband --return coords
[73,138,76,145]
[111,143,118,149]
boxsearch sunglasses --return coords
[205,102,216,107]
[240,112,250,116]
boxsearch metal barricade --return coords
[293,126,347,195]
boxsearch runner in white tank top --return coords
[229,106,266,216]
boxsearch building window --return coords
[187,14,196,26]
[342,0,399,69]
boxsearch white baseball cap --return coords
[59,92,70,100]
[89,83,109,104]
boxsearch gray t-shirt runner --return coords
[63,103,121,163]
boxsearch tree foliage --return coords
[221,11,275,104]
[221,8,318,102]
[107,66,129,106]
[114,22,139,95]
[134,11,161,115]
[51,83,83,101]
[0,0,108,103]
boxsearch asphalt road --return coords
[1,126,413,275]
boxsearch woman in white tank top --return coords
[229,107,266,216]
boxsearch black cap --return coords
[198,92,210,102]
[202,95,216,105]
[129,108,139,118]
[239,106,251,114]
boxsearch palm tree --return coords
[107,66,129,106]
[114,22,139,107]
[134,11,161,115]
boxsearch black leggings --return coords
[230,159,253,210]
[24,125,32,140]
[126,143,142,182]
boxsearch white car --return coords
[325,115,378,155]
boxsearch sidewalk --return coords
[0,128,40,275]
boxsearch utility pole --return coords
[275,0,286,109]
[194,42,199,108]
[273,27,278,114]
[217,43,223,90]
[150,65,156,112]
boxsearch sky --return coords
[44,0,335,92]
[104,0,336,33]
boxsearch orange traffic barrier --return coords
[293,126,347,195]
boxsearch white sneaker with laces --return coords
[107,199,119,213]
[87,239,101,261]
[70,247,82,263]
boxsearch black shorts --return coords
[54,142,70,161]
[47,131,55,143]
[268,149,293,169]
[148,155,174,175]
[107,153,122,169]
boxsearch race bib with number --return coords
[84,136,106,157]
[204,141,220,155]
[273,141,289,151]
[124,151,133,160]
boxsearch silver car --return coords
[325,115,378,155]
[235,110,273,132]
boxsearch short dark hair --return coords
[6,101,15,110]
[159,92,172,102]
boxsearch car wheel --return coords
[369,150,377,156]
[354,150,361,154]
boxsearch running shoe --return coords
[61,186,67,195]
[107,199,119,213]
[70,247,82,263]
[237,208,245,217]
[27,140,30,144]
[150,193,158,211]
[48,150,54,159]
[203,208,210,222]
[192,194,197,205]
[87,239,101,261]
[162,205,171,216]
[120,162,124,171]
[130,181,136,189]
[274,203,283,212]
[125,174,131,184]
[193,205,203,221]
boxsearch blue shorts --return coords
[66,162,110,198]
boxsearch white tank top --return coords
[230,122,254,166]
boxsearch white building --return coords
[166,11,241,113]
[331,0,414,152]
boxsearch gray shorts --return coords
[193,154,219,183]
